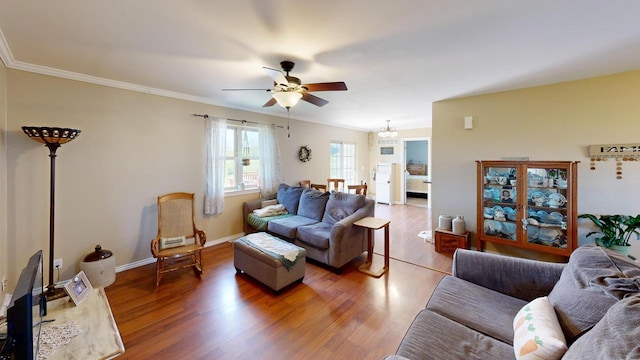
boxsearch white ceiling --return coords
[2,1,640,131]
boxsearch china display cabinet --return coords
[476,160,578,257]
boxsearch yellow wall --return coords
[4,69,368,286]
[432,70,640,261]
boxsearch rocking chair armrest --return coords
[150,236,162,257]
[195,229,207,246]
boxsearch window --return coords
[330,142,357,184]
[224,125,260,190]
[205,117,283,215]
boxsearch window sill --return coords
[224,188,261,197]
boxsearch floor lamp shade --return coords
[22,126,81,300]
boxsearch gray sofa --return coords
[386,245,640,360]
[242,184,375,271]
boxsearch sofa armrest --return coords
[325,199,375,268]
[452,249,566,301]
[242,196,276,233]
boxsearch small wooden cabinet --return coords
[434,228,469,255]
[476,160,578,257]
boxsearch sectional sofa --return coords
[385,245,640,359]
[242,184,375,271]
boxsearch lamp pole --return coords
[46,143,60,298]
[22,127,80,301]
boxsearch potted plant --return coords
[578,214,640,255]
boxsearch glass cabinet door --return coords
[524,166,570,250]
[481,164,519,242]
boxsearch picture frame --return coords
[64,270,93,305]
[380,146,394,155]
[500,188,514,203]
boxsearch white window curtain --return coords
[258,123,284,197]
[205,117,227,215]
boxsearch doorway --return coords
[401,137,431,208]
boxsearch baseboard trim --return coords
[115,232,245,273]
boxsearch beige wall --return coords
[0,60,7,296]
[4,69,369,286]
[280,120,369,187]
[432,70,640,261]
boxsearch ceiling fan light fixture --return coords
[273,91,303,108]
[378,120,398,137]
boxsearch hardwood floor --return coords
[372,202,452,274]
[105,204,451,359]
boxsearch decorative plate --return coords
[548,193,567,207]
[298,145,312,162]
[547,212,564,224]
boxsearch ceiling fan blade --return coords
[262,97,277,107]
[301,93,329,107]
[263,67,289,86]
[303,82,348,92]
[222,88,271,91]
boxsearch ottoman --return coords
[233,232,306,292]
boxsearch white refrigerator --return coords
[375,163,394,204]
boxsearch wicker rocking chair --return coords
[150,192,206,286]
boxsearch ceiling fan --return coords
[223,60,347,108]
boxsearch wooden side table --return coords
[434,228,469,255]
[41,287,124,359]
[354,217,390,278]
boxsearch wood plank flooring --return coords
[372,202,453,274]
[105,203,451,359]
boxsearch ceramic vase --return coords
[452,215,466,234]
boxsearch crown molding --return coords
[0,28,13,67]
[0,27,225,107]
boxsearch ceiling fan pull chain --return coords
[287,108,291,138]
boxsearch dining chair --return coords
[299,180,311,188]
[311,183,328,192]
[347,184,368,196]
[327,178,345,192]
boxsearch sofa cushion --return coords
[321,192,366,225]
[562,293,640,359]
[396,309,516,360]
[247,213,293,232]
[426,276,527,345]
[547,245,640,343]
[512,297,567,360]
[296,222,332,250]
[297,188,330,221]
[276,184,305,214]
[267,215,318,239]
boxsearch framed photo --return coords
[500,189,514,203]
[64,270,93,305]
[380,146,394,155]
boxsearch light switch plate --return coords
[464,116,473,130]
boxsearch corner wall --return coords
[0,60,7,296]
[432,70,640,261]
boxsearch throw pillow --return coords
[297,188,330,221]
[276,183,305,215]
[547,245,640,343]
[322,191,366,225]
[562,294,640,359]
[512,296,567,360]
[159,235,186,250]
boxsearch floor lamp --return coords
[22,126,81,301]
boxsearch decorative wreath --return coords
[298,145,312,162]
